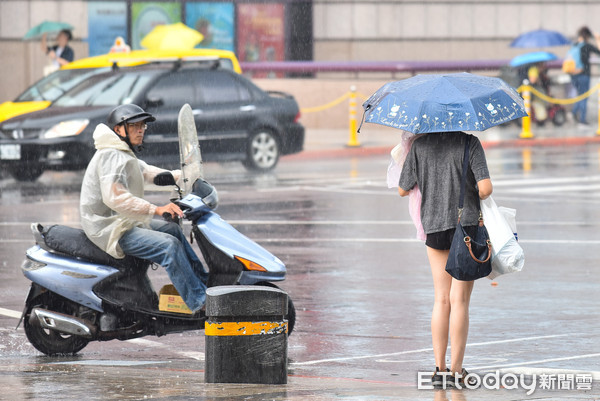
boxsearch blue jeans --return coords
[571,74,591,123]
[118,220,208,312]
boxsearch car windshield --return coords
[53,70,159,107]
[15,68,111,102]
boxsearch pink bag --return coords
[387,131,426,241]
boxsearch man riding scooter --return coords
[80,104,208,313]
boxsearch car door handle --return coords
[239,105,256,112]
[192,109,203,115]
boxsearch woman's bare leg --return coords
[449,278,474,374]
[427,246,452,370]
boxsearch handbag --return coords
[480,196,524,279]
[445,135,492,281]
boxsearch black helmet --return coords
[107,104,156,128]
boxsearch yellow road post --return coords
[347,85,361,147]
[520,83,534,139]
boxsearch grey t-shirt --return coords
[399,132,489,234]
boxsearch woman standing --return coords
[568,26,600,126]
[398,131,492,388]
[41,29,74,69]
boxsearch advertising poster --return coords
[237,3,285,77]
[185,2,235,52]
[87,2,128,56]
[131,2,182,50]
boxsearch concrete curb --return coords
[283,135,600,161]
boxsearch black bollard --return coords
[204,285,288,384]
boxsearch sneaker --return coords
[448,368,477,389]
[431,367,450,388]
[577,122,590,129]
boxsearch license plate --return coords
[0,144,21,160]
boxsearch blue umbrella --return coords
[510,29,570,48]
[510,51,557,67]
[23,21,73,40]
[361,73,527,134]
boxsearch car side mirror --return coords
[153,172,176,186]
[146,96,163,108]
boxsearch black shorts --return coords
[425,228,456,250]
[425,226,478,250]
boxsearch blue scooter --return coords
[17,105,295,356]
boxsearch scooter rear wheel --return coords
[255,282,296,335]
[23,293,90,356]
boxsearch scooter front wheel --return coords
[255,282,296,336]
[23,292,90,356]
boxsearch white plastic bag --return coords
[480,197,524,279]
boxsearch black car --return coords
[0,63,304,181]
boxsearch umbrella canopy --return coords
[141,22,204,51]
[510,29,570,48]
[23,21,73,40]
[509,51,557,67]
[362,73,527,134]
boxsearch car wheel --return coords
[243,130,280,171]
[9,166,44,182]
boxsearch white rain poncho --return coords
[80,124,179,259]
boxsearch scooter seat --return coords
[37,224,149,270]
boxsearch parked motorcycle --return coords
[17,105,295,356]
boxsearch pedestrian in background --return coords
[40,29,74,74]
[565,26,600,127]
[398,131,493,388]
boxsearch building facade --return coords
[1,0,599,102]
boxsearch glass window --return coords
[53,71,158,107]
[195,71,252,104]
[145,71,196,107]
[15,68,111,102]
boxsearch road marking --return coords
[127,338,205,361]
[507,183,600,194]
[251,238,600,245]
[492,174,600,187]
[0,307,21,319]
[475,353,600,371]
[1,219,600,227]
[50,360,169,367]
[291,334,575,366]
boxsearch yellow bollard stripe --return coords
[205,321,288,336]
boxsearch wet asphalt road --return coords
[1,144,600,400]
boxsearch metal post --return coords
[519,82,534,139]
[347,85,361,147]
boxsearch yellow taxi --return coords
[0,48,241,123]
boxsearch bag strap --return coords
[457,135,471,222]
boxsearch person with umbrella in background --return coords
[564,26,600,127]
[361,73,526,389]
[40,29,74,70]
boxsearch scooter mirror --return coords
[153,172,176,186]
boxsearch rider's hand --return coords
[155,203,183,218]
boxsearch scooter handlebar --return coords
[161,212,180,225]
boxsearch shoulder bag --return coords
[445,135,492,281]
